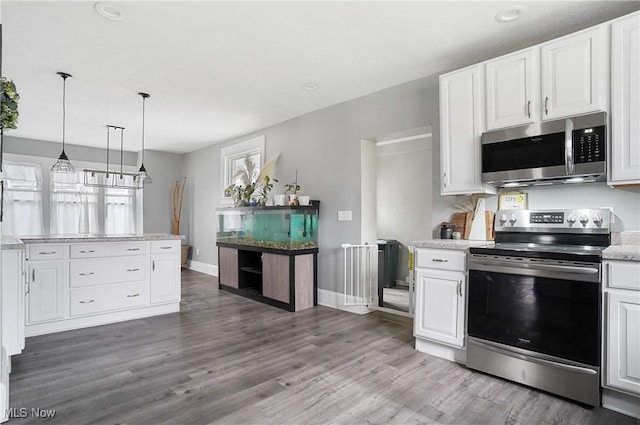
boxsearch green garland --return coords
[1,77,20,130]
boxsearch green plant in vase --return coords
[227,153,280,207]
[285,181,301,206]
[1,77,20,158]
[255,175,278,206]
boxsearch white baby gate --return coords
[341,243,376,306]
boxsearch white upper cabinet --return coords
[610,12,640,185]
[541,25,608,120]
[485,48,539,130]
[440,65,495,195]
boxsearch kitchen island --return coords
[2,234,182,338]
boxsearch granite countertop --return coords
[411,239,495,251]
[603,231,640,261]
[3,233,183,248]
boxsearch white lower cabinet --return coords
[150,255,181,304]
[27,261,65,324]
[603,260,640,419]
[23,240,181,337]
[413,248,467,362]
[414,267,465,347]
[2,249,25,356]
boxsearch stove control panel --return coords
[495,209,611,233]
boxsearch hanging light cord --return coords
[141,95,146,164]
[120,127,124,177]
[106,126,111,177]
[61,76,66,153]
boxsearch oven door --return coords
[468,254,601,366]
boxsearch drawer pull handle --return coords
[127,248,141,252]
[32,269,35,282]
[79,272,95,276]
[127,268,140,272]
[127,294,140,298]
[38,251,57,255]
[79,300,95,304]
[160,246,172,250]
[432,259,448,263]
[80,250,95,253]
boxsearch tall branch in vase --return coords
[172,177,186,235]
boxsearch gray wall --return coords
[141,150,189,239]
[184,76,440,293]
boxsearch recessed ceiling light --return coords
[94,2,126,21]
[495,6,525,23]
[301,82,319,91]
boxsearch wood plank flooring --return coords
[7,269,639,425]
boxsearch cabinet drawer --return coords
[69,281,147,317]
[70,242,147,259]
[27,245,65,261]
[607,261,640,291]
[70,258,147,287]
[150,240,180,255]
[415,248,466,271]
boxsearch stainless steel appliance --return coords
[467,208,611,406]
[481,112,607,187]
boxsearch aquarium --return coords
[216,205,319,250]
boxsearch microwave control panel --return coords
[573,125,605,164]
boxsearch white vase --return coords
[288,194,299,206]
[298,195,310,206]
[273,194,286,206]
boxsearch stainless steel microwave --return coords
[481,112,606,187]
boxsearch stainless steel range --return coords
[467,208,611,406]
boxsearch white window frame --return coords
[220,135,265,205]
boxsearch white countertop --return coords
[603,231,640,262]
[2,233,183,249]
[411,239,494,252]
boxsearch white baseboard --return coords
[317,289,372,315]
[602,388,640,419]
[187,260,218,277]
[415,337,467,364]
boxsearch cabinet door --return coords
[541,25,607,120]
[611,12,640,184]
[262,253,290,303]
[2,249,25,356]
[150,256,181,304]
[606,290,640,395]
[485,49,539,129]
[440,65,494,195]
[219,247,239,288]
[414,268,465,348]
[27,262,65,324]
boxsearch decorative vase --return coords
[298,195,310,206]
[289,194,299,206]
[274,194,286,206]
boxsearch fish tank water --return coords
[216,205,319,251]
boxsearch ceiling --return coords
[2,1,639,154]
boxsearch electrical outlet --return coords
[196,248,200,256]
[337,210,352,221]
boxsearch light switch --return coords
[337,210,352,221]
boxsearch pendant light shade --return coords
[137,92,152,185]
[51,72,76,174]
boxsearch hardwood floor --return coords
[8,269,638,425]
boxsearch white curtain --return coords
[50,171,99,235]
[105,187,135,234]
[3,161,44,236]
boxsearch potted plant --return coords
[254,175,278,206]
[227,153,280,206]
[285,181,301,206]
[172,177,191,266]
[1,77,20,166]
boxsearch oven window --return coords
[482,132,565,172]
[468,270,600,366]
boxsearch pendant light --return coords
[137,92,152,185]
[51,72,76,173]
[84,125,141,189]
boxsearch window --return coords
[220,135,265,204]
[105,187,135,234]
[50,171,99,234]
[3,161,44,236]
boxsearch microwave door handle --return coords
[565,118,574,175]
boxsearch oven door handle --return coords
[471,261,599,275]
[469,338,597,376]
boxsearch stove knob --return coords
[567,214,577,225]
[592,213,603,227]
[579,214,590,226]
[509,214,517,225]
[499,214,508,225]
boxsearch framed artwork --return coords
[220,135,265,205]
[498,191,528,210]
